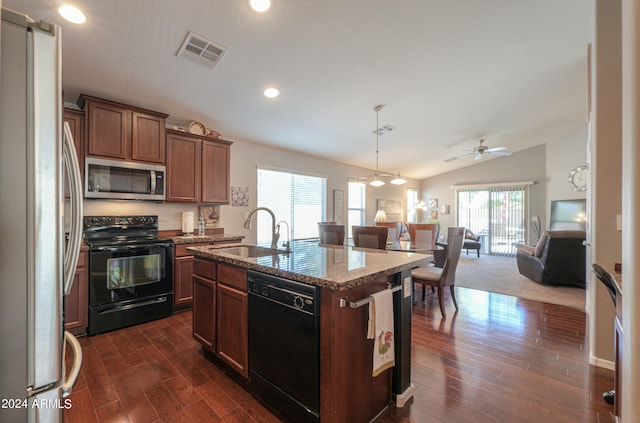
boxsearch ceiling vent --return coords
[444,156,458,163]
[177,32,227,70]
[373,124,397,136]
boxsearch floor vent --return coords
[177,32,227,70]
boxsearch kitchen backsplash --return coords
[65,199,207,231]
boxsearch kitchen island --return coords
[187,241,430,423]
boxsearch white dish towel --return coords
[367,289,395,377]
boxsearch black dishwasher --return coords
[247,271,320,423]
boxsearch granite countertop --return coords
[187,240,431,291]
[172,234,244,245]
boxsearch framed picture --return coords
[428,198,438,209]
[333,189,344,224]
[199,205,220,227]
[231,186,249,206]
[377,199,402,220]
[440,204,450,215]
[429,210,438,220]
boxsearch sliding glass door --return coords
[456,185,528,256]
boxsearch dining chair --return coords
[318,223,345,245]
[352,226,388,249]
[407,223,439,249]
[411,227,465,318]
[375,221,401,241]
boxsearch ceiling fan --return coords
[445,139,512,162]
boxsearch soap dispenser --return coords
[198,214,206,235]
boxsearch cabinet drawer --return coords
[217,263,246,290]
[193,258,216,280]
[175,243,208,257]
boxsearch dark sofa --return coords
[516,230,586,287]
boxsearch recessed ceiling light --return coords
[264,87,280,98]
[250,0,271,13]
[58,4,86,24]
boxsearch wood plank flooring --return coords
[64,287,615,423]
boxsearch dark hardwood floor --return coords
[65,287,615,423]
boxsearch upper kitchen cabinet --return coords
[79,95,168,164]
[166,129,232,203]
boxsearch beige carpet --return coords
[454,254,586,310]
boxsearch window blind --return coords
[257,167,326,244]
[347,181,366,238]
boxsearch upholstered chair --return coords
[352,226,388,249]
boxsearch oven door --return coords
[89,242,174,307]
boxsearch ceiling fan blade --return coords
[486,146,506,152]
[488,151,512,156]
[474,154,483,161]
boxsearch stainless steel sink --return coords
[216,245,289,258]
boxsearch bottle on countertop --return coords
[198,214,206,235]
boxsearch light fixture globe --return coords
[369,177,385,187]
[390,173,407,185]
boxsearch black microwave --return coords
[84,157,166,201]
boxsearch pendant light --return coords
[362,105,408,186]
[369,105,386,187]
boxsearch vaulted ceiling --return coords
[6,0,592,179]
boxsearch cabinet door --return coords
[86,100,130,159]
[217,283,248,378]
[131,111,165,164]
[63,109,84,198]
[166,133,201,202]
[64,253,87,335]
[174,256,194,308]
[193,274,216,351]
[201,140,230,203]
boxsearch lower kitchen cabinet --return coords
[216,263,248,378]
[192,259,248,378]
[64,251,87,336]
[192,273,216,351]
[174,243,209,309]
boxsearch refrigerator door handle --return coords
[61,331,83,398]
[63,121,83,295]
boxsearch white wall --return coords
[420,136,588,242]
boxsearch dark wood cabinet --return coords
[216,264,248,378]
[192,259,248,378]
[64,251,87,336]
[80,95,168,164]
[201,140,231,203]
[192,273,216,352]
[63,108,84,198]
[165,129,231,203]
[166,132,201,202]
[174,243,209,309]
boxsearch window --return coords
[407,188,418,223]
[257,167,326,244]
[347,181,366,239]
[455,183,530,256]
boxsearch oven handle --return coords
[91,242,174,252]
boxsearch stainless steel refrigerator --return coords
[1,7,84,422]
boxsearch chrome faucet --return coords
[244,207,279,250]
[276,220,290,252]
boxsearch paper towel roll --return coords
[182,211,194,234]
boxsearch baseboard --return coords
[394,383,415,408]
[589,354,615,371]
